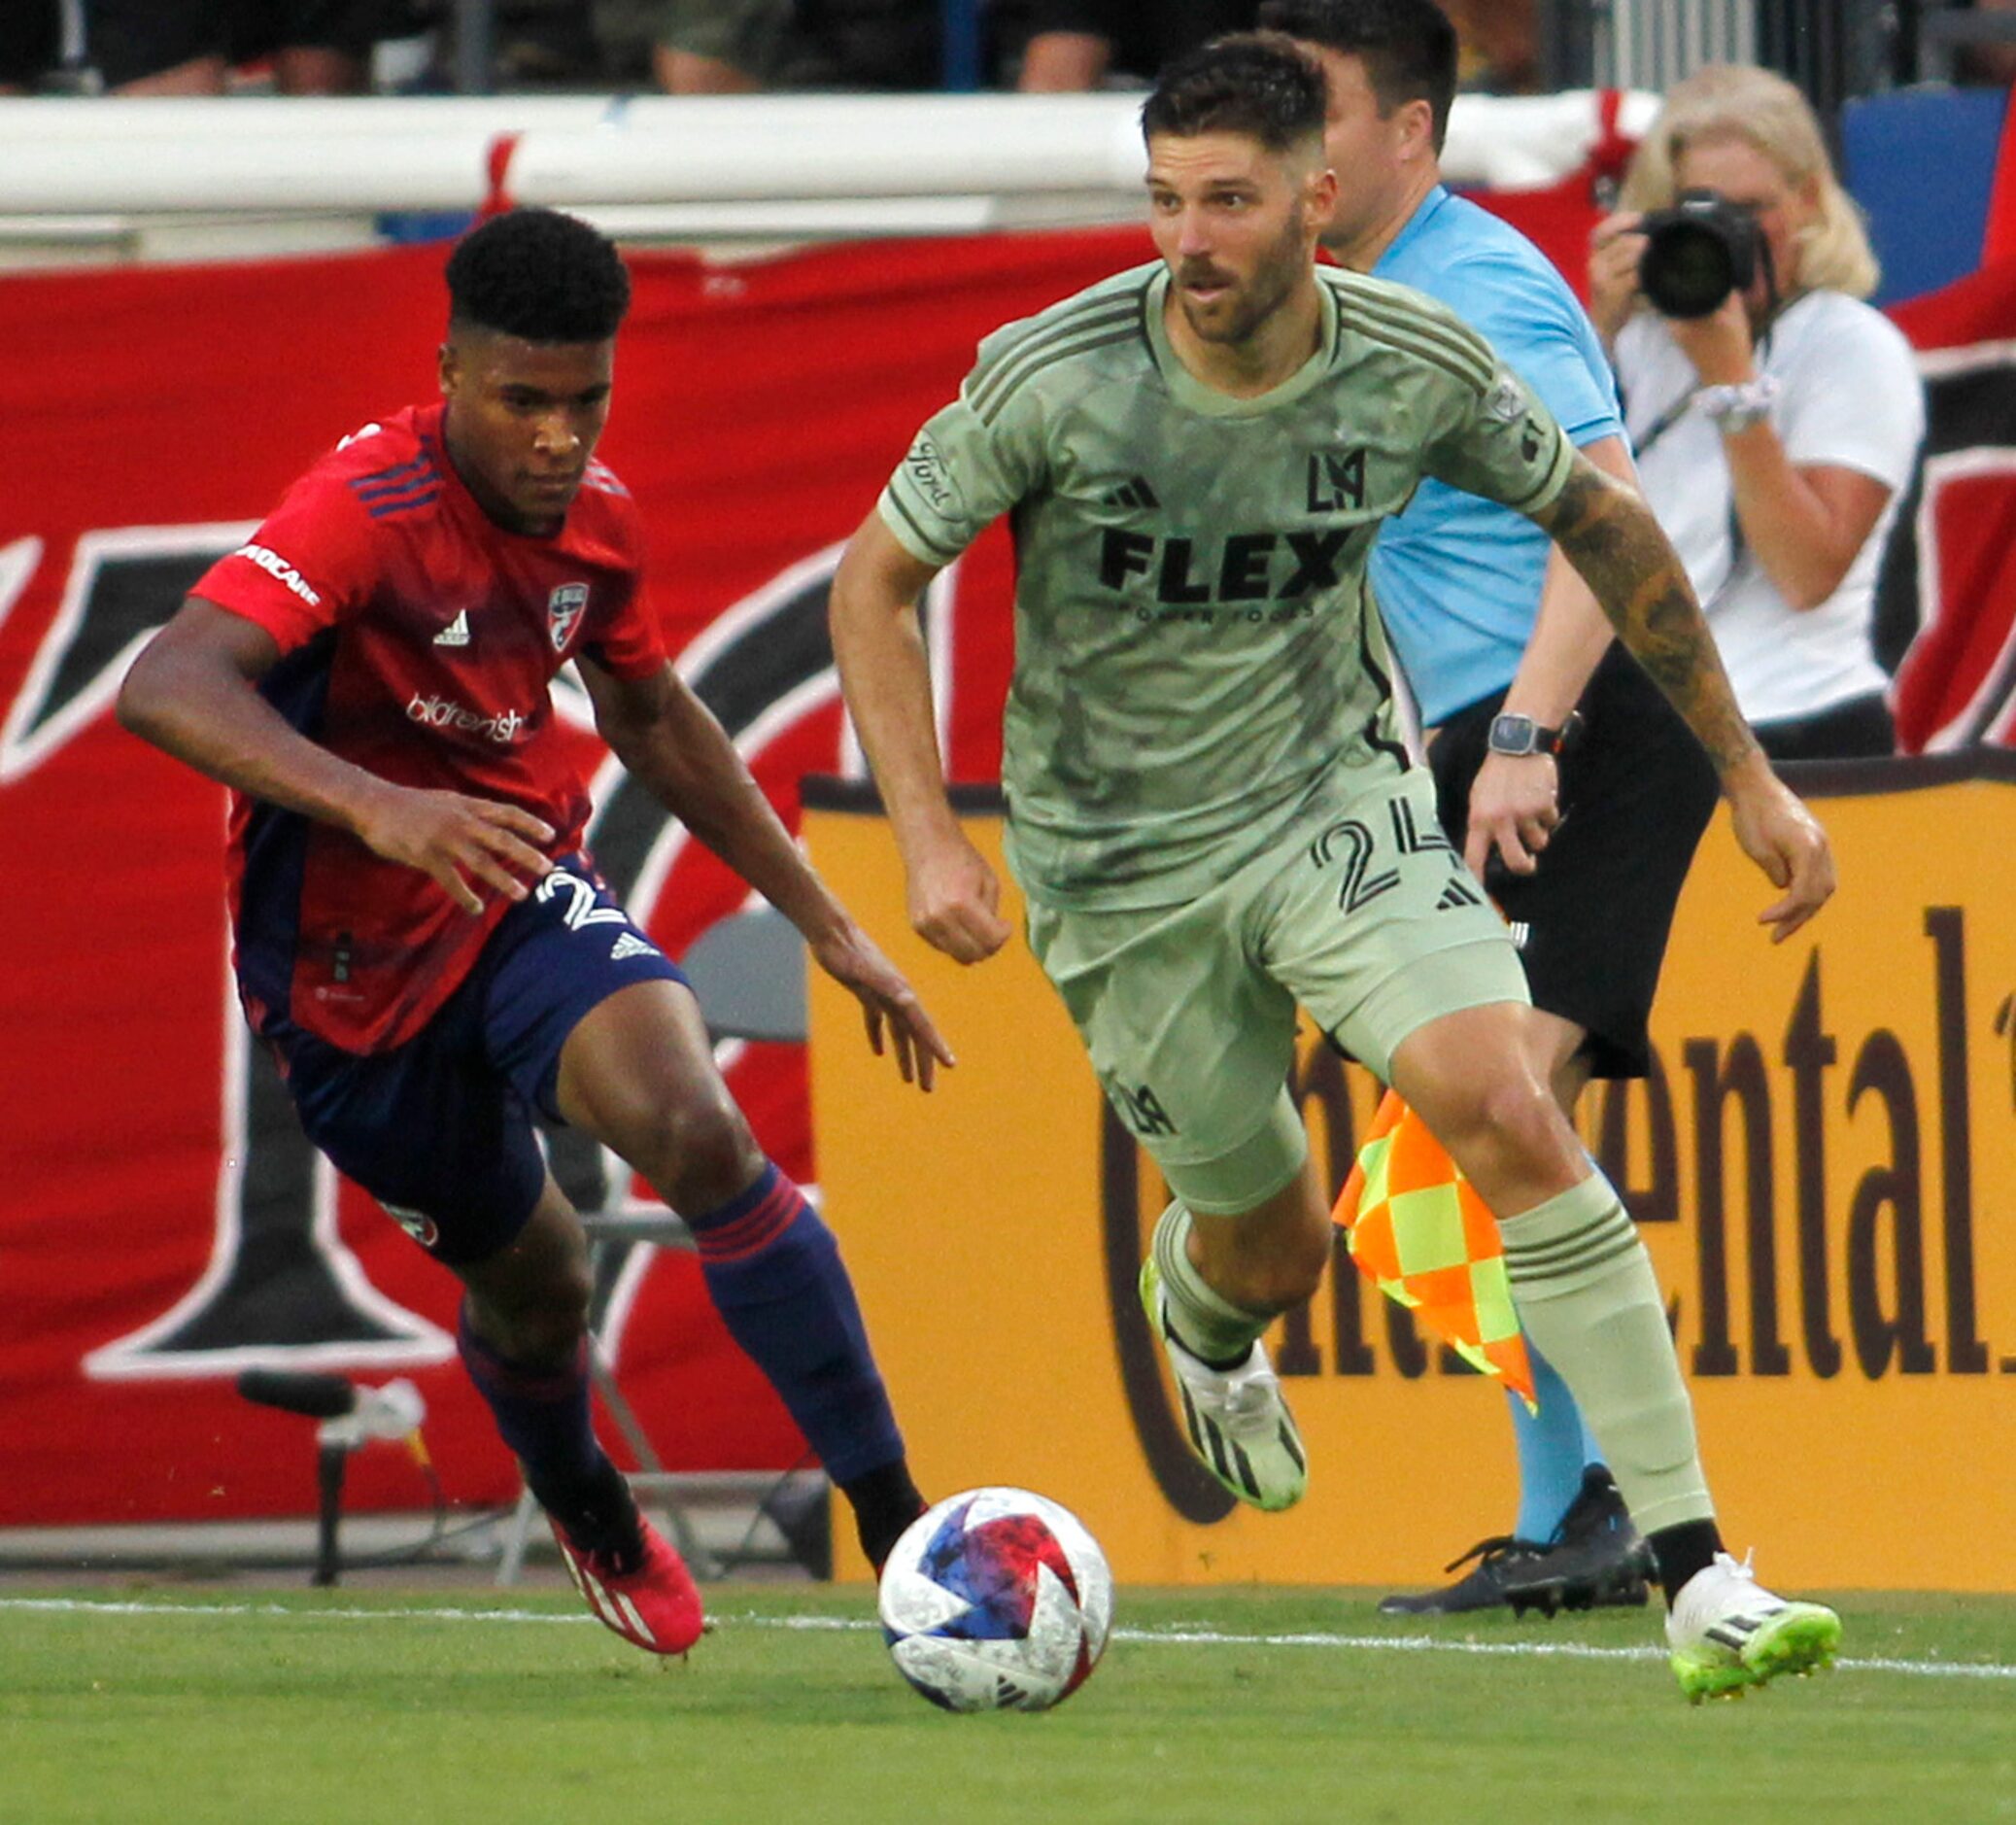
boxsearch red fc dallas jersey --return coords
[192,402,666,1053]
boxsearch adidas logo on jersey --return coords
[433,609,470,647]
[610,932,659,963]
[1102,475,1161,510]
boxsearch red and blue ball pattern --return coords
[878,1487,1113,1711]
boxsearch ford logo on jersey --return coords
[548,582,589,653]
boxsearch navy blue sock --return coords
[457,1307,637,1561]
[689,1163,906,1494]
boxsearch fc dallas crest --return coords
[548,581,589,652]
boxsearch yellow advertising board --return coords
[805,760,2016,1591]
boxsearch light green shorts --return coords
[1025,768,1528,1217]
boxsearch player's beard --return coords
[1176,211,1308,348]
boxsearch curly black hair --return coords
[444,207,632,344]
[1255,0,1458,152]
[1140,32,1327,155]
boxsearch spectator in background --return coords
[654,0,940,93]
[1955,0,2016,86]
[85,0,402,93]
[1438,0,1538,93]
[1590,64,1925,761]
[1,2,62,92]
[1006,0,1523,91]
[1009,0,1255,91]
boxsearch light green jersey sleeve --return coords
[877,349,1048,568]
[1418,355,1577,520]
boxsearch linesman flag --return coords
[1332,1090,1538,1410]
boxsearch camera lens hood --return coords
[1637,189,1760,320]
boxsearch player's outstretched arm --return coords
[118,599,555,913]
[574,651,954,1090]
[829,510,1010,967]
[1528,457,1837,942]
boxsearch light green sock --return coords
[1499,1173,1715,1536]
[1149,1202,1269,1367]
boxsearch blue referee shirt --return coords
[1368,187,1623,723]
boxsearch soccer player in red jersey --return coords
[120,208,948,1657]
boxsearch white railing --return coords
[0,88,1658,258]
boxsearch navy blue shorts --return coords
[263,855,687,1265]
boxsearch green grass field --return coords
[4,1581,2012,1825]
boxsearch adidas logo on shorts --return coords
[610,932,659,963]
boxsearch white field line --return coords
[2,1597,2011,1683]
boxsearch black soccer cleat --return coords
[1377,1467,1656,1618]
[1378,1534,1566,1617]
[1543,1465,1657,1611]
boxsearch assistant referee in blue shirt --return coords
[1262,0,1721,1617]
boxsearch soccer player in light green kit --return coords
[830,33,1841,1701]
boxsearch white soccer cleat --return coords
[1139,1257,1308,1512]
[1664,1550,1841,1703]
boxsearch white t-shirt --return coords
[1615,290,1925,725]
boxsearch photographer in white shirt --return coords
[1589,64,1925,760]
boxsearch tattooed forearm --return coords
[1533,457,1760,774]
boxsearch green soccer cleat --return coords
[1664,1550,1842,1704]
[1139,1256,1308,1512]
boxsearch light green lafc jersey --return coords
[878,259,1575,912]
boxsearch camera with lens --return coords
[1637,189,1763,319]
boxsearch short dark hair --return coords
[444,207,632,344]
[1254,0,1458,152]
[1141,32,1328,157]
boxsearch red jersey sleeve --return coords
[194,467,379,653]
[581,573,668,680]
[576,494,666,680]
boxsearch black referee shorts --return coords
[1426,643,1720,1080]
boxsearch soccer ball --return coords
[877,1487,1113,1712]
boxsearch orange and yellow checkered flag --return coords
[1332,1088,1537,1411]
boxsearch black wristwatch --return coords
[1486,711,1581,757]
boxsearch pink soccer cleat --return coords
[552,1515,705,1657]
